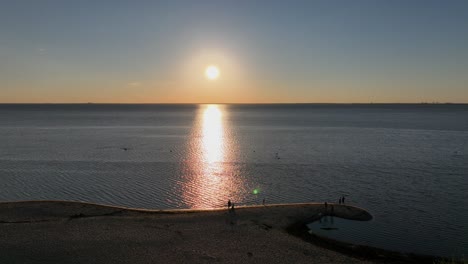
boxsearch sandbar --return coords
[0,200,380,263]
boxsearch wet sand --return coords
[0,201,379,263]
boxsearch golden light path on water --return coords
[202,105,223,164]
[180,104,248,209]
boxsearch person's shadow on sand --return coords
[226,207,237,227]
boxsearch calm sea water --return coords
[0,104,467,257]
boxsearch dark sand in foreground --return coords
[0,201,381,263]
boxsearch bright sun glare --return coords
[205,65,220,80]
[202,105,223,163]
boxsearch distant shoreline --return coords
[0,103,467,105]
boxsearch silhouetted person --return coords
[262,198,265,205]
[228,199,231,209]
[231,204,235,211]
[342,196,345,204]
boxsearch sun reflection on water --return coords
[179,104,247,209]
[202,105,223,163]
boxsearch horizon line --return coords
[0,102,467,105]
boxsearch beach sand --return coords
[0,201,379,263]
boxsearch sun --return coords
[205,65,220,80]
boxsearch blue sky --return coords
[1,0,468,103]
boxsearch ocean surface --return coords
[0,104,467,257]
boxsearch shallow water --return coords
[0,104,467,257]
[308,217,466,258]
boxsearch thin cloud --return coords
[128,82,142,87]
[37,48,46,54]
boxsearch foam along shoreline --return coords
[0,201,373,263]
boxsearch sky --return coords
[1,0,468,103]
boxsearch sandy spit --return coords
[0,201,382,264]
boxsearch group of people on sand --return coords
[323,195,347,214]
[338,196,345,204]
[324,196,346,208]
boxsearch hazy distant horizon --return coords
[1,102,467,105]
